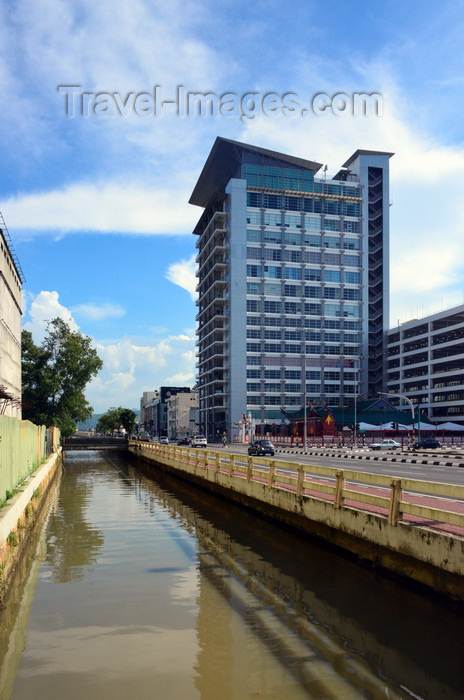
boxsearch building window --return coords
[264,330,281,339]
[343,238,360,250]
[247,210,261,225]
[284,302,300,314]
[264,301,281,313]
[325,304,341,317]
[324,218,340,231]
[247,369,261,378]
[247,229,261,242]
[324,269,341,283]
[264,212,282,226]
[286,384,301,393]
[344,254,360,267]
[343,288,360,301]
[305,234,322,247]
[247,316,260,326]
[284,232,302,245]
[284,285,299,297]
[324,253,341,265]
[264,265,282,279]
[247,383,261,392]
[343,305,360,318]
[285,370,301,379]
[305,303,321,315]
[343,220,360,233]
[265,383,281,392]
[344,271,361,284]
[285,331,301,341]
[247,329,260,339]
[304,216,321,230]
[284,267,301,280]
[324,287,341,300]
[304,268,321,281]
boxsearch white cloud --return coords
[88,334,196,411]
[72,302,126,321]
[164,372,195,384]
[24,291,79,341]
[165,255,198,300]
[1,182,197,236]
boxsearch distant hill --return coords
[77,410,140,431]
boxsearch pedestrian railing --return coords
[130,441,464,532]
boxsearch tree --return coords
[22,318,103,436]
[95,406,137,435]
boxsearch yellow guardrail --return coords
[130,441,464,531]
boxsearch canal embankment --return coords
[0,416,62,601]
[129,441,464,601]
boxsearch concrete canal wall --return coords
[0,416,62,599]
[130,442,464,601]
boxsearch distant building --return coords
[166,390,199,438]
[140,390,159,432]
[141,387,194,436]
[0,215,25,418]
[387,304,464,427]
[190,138,392,441]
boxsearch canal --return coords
[0,451,463,700]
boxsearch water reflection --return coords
[0,452,462,700]
[44,458,104,583]
[132,461,464,700]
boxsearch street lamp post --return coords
[353,360,359,448]
[378,392,416,446]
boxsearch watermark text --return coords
[58,85,383,121]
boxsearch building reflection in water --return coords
[132,461,464,700]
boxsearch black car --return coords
[177,437,191,446]
[413,438,442,449]
[247,439,275,456]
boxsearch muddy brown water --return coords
[0,451,463,700]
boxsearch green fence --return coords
[0,416,60,502]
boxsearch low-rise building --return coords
[166,391,199,438]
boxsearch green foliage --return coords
[96,406,137,434]
[7,532,19,548]
[22,318,103,437]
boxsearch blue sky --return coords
[2,0,464,413]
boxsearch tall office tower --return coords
[190,138,392,441]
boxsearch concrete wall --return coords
[0,230,22,418]
[130,444,464,601]
[0,449,62,600]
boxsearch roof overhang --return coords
[189,137,323,208]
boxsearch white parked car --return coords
[191,435,207,448]
[369,439,401,451]
[159,436,169,445]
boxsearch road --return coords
[224,444,464,486]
